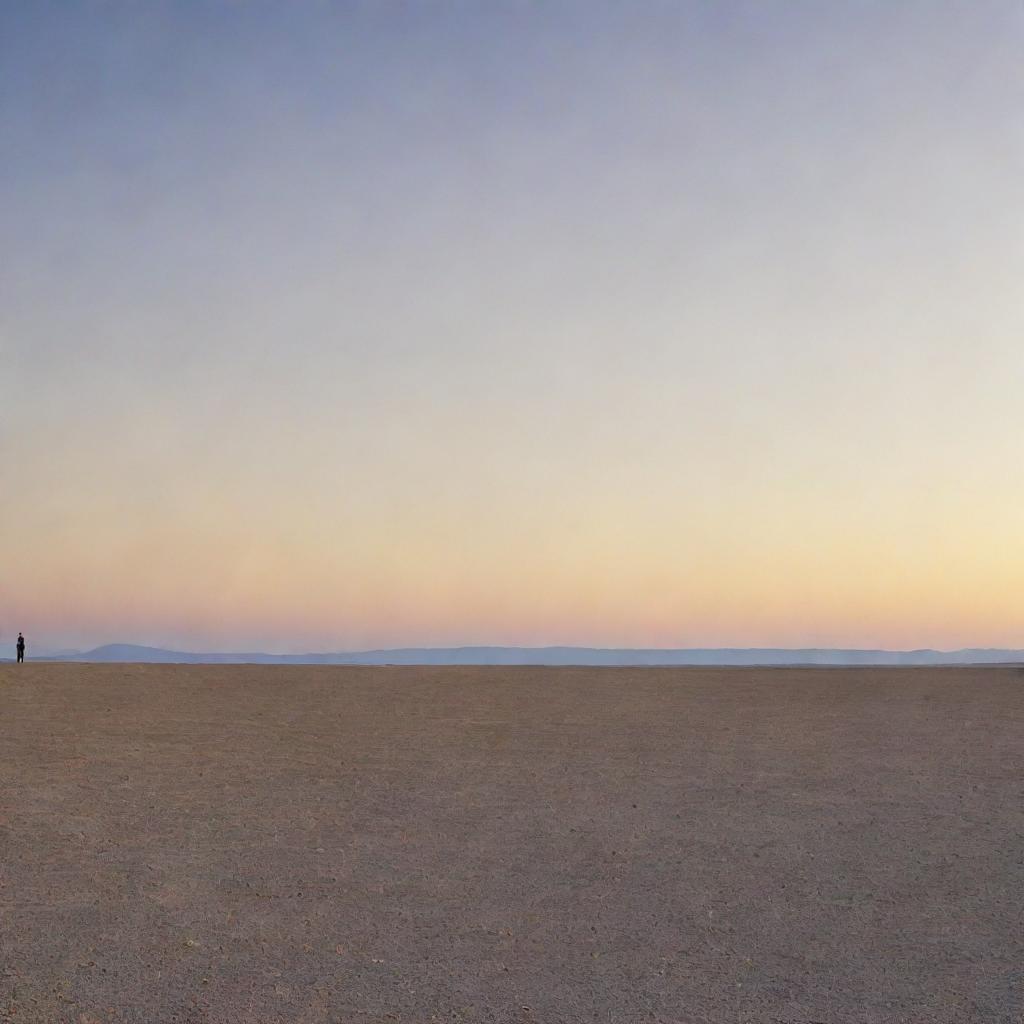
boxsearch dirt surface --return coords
[1,664,1022,1023]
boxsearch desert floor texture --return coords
[1,664,1022,1023]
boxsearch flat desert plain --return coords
[1,665,1022,1024]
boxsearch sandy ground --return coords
[0,664,1021,1024]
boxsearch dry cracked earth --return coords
[1,664,1022,1023]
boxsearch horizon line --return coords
[10,642,1024,667]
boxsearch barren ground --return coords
[1,664,1022,1023]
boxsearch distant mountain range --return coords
[23,643,1024,665]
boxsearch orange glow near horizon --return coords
[8,469,1024,652]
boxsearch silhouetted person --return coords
[16,633,25,663]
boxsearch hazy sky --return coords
[2,2,1023,654]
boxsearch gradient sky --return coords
[2,2,1023,654]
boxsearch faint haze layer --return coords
[31,645,1024,668]
[2,2,1022,655]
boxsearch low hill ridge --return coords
[37,644,1024,666]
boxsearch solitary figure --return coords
[16,633,25,663]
